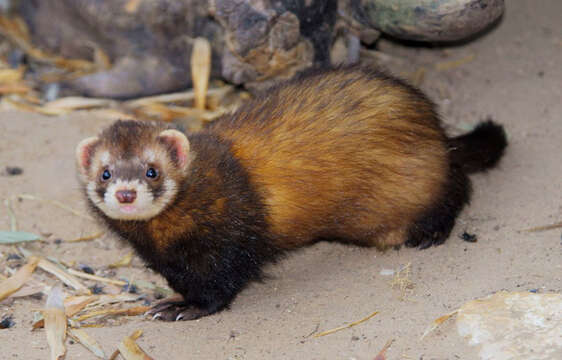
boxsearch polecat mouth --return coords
[120,205,137,213]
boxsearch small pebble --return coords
[8,49,26,68]
[379,269,395,276]
[0,315,15,329]
[4,166,23,176]
[78,264,95,274]
[460,232,477,243]
[6,253,21,261]
[89,284,104,294]
[43,83,60,102]
[122,283,138,294]
[30,293,44,300]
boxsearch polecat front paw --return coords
[146,297,213,321]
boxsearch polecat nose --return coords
[116,190,137,204]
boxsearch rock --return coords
[18,0,224,98]
[456,291,562,359]
[213,0,336,88]
[355,0,505,42]
[15,0,504,98]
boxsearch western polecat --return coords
[76,67,507,321]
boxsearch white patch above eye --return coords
[100,151,111,166]
[144,149,156,163]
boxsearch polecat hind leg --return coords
[406,165,471,249]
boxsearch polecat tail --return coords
[448,120,507,174]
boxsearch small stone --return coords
[6,253,21,261]
[460,232,477,243]
[0,315,15,329]
[89,284,104,294]
[4,166,23,176]
[78,264,95,274]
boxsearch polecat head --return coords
[75,120,192,221]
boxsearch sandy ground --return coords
[1,0,561,359]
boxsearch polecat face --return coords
[76,121,192,221]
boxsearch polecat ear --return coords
[158,129,191,170]
[76,137,99,175]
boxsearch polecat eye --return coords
[101,169,111,181]
[146,167,158,179]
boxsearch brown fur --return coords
[208,68,448,249]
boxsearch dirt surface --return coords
[1,1,561,359]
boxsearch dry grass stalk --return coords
[85,293,143,309]
[64,296,98,316]
[191,37,212,110]
[390,263,414,299]
[67,268,127,286]
[0,66,30,96]
[133,102,193,122]
[42,286,67,360]
[9,278,46,298]
[68,328,106,359]
[0,256,39,302]
[3,198,17,231]
[37,258,91,295]
[39,70,93,83]
[124,0,142,13]
[435,53,476,71]
[420,310,458,339]
[33,294,136,329]
[108,252,134,268]
[117,330,154,360]
[0,83,32,95]
[90,108,138,121]
[93,46,112,70]
[109,349,120,360]
[65,231,105,243]
[0,66,25,83]
[21,92,42,104]
[133,103,226,123]
[374,339,395,360]
[313,310,379,338]
[522,221,562,232]
[123,86,233,109]
[74,305,150,322]
[0,15,98,73]
[43,96,115,111]
[4,97,68,115]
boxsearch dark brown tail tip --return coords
[449,119,508,174]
